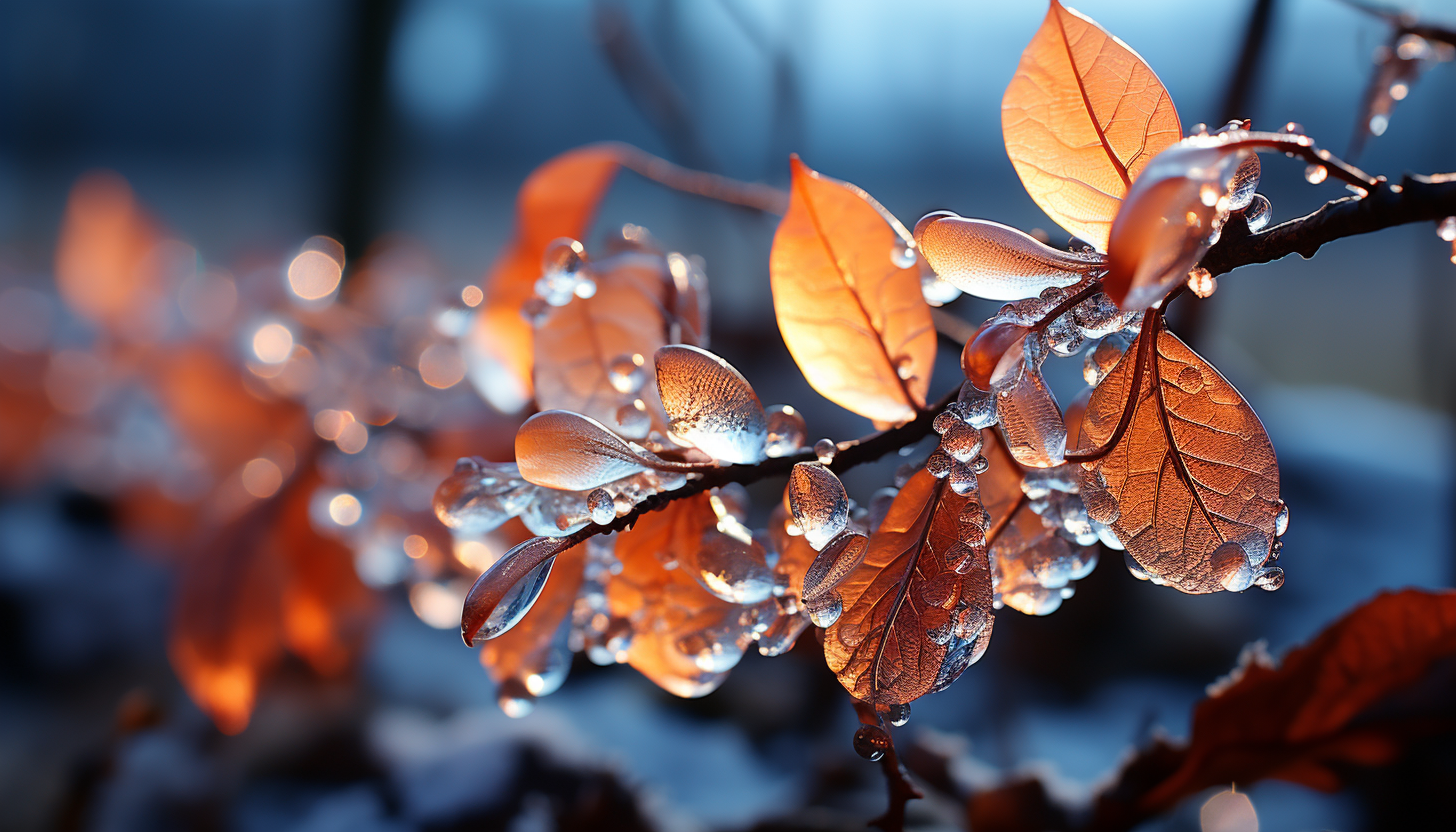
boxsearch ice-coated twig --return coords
[852,700,923,832]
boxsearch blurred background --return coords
[1,0,1453,830]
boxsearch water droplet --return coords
[1438,217,1456,242]
[614,401,651,439]
[1269,538,1283,562]
[1304,164,1328,185]
[1255,567,1285,591]
[941,423,984,463]
[887,703,911,726]
[958,383,998,429]
[891,242,917,269]
[1083,332,1131,386]
[789,463,851,551]
[895,355,915,380]
[814,438,837,465]
[806,593,843,627]
[1244,194,1272,232]
[1282,122,1305,135]
[1187,267,1217,298]
[970,455,989,474]
[542,237,586,274]
[434,458,534,534]
[1225,153,1261,212]
[762,404,808,458]
[588,488,615,525]
[608,354,646,394]
[991,340,1067,468]
[497,680,536,718]
[926,450,952,479]
[696,530,775,604]
[920,271,962,306]
[1212,541,1257,591]
[949,461,979,495]
[853,724,891,761]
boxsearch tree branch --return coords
[1201,171,1456,276]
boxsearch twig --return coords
[852,701,923,832]
[1218,0,1278,124]
[617,144,789,214]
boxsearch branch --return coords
[1201,171,1456,276]
[853,701,923,832]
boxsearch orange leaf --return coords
[1002,0,1182,250]
[770,157,934,425]
[468,145,625,410]
[54,171,165,333]
[824,469,994,706]
[1075,319,1281,593]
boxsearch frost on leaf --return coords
[480,543,586,712]
[514,410,703,492]
[1002,0,1182,251]
[787,462,850,551]
[534,247,706,441]
[824,469,995,706]
[914,214,1104,301]
[611,497,775,696]
[1141,589,1456,810]
[1075,321,1282,594]
[467,144,624,410]
[770,156,935,425]
[655,344,767,464]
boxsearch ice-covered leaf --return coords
[433,457,534,535]
[534,249,706,441]
[824,469,995,706]
[1002,0,1182,250]
[770,156,935,425]
[461,535,576,646]
[514,410,701,492]
[1103,140,1249,311]
[1142,589,1456,811]
[991,337,1067,468]
[787,462,850,551]
[1075,321,1282,593]
[914,214,1104,301]
[801,531,869,626]
[480,542,586,713]
[467,145,623,410]
[655,344,767,464]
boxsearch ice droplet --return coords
[535,238,589,307]
[757,613,811,657]
[891,241,917,269]
[1438,217,1456,242]
[1274,500,1289,537]
[655,345,768,464]
[1070,292,1130,339]
[926,450,953,479]
[1044,312,1085,357]
[853,724,892,761]
[1304,164,1328,185]
[1212,541,1257,591]
[887,703,911,727]
[519,487,590,537]
[587,488,615,525]
[764,405,807,457]
[801,530,868,600]
[696,530,775,604]
[958,383,998,429]
[1244,194,1272,232]
[806,593,843,628]
[941,422,984,463]
[614,401,651,439]
[1083,332,1131,386]
[1226,153,1261,212]
[789,463,851,551]
[814,438,837,465]
[920,271,962,306]
[990,340,1066,468]
[434,457,534,534]
[1187,267,1217,298]
[608,354,646,394]
[1255,567,1285,591]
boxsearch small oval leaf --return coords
[461,535,574,646]
[514,410,699,492]
[915,214,1104,301]
[655,344,768,464]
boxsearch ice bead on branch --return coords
[991,337,1067,468]
[654,344,768,465]
[914,213,1105,301]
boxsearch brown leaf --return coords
[824,469,994,706]
[770,156,935,425]
[533,249,705,440]
[1074,319,1281,593]
[480,543,586,705]
[1002,0,1182,251]
[1140,589,1456,812]
[468,145,625,409]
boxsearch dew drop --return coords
[1212,541,1257,591]
[1274,499,1289,536]
[921,271,962,306]
[958,383,998,429]
[895,355,915,380]
[497,679,536,718]
[1244,194,1273,232]
[1187,267,1216,299]
[696,531,775,604]
[542,237,586,275]
[608,354,646,394]
[1304,164,1328,185]
[853,724,891,761]
[887,703,911,727]
[806,593,843,628]
[925,450,952,479]
[941,422,984,463]
[615,401,651,439]
[814,438,837,465]
[891,242,917,269]
[1438,217,1456,242]
[588,488,615,525]
[765,405,807,458]
[1282,121,1305,135]
[1255,567,1285,591]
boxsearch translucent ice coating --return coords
[654,344,768,464]
[433,457,534,535]
[1104,138,1250,311]
[801,530,869,615]
[695,527,775,604]
[461,535,573,645]
[914,213,1105,301]
[515,410,700,491]
[787,462,850,551]
[991,337,1067,468]
[763,405,807,458]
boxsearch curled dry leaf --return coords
[467,144,624,410]
[480,543,587,706]
[1140,589,1456,812]
[534,249,706,441]
[655,344,767,464]
[824,469,995,706]
[914,213,1104,301]
[1075,320,1281,593]
[770,156,935,425]
[461,534,576,646]
[514,410,702,492]
[1002,0,1181,251]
